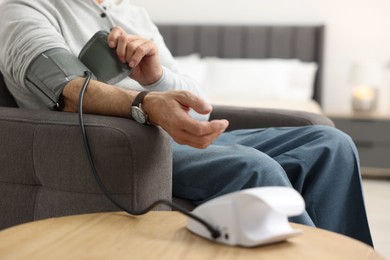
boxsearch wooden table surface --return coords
[0,211,383,259]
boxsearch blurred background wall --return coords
[131,0,390,114]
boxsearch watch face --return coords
[131,106,147,124]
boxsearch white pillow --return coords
[200,58,317,102]
[285,61,317,101]
[173,55,318,102]
[203,58,287,100]
[174,54,206,84]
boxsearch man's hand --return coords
[107,26,163,85]
[92,27,228,148]
[143,91,229,149]
[62,78,228,149]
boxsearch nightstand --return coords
[328,113,390,178]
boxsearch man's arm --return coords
[61,78,229,149]
[60,26,229,149]
[61,78,134,118]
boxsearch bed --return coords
[156,24,325,114]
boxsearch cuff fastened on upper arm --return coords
[25,48,89,110]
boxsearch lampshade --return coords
[348,62,384,88]
[349,62,385,113]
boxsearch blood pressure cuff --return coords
[25,48,90,110]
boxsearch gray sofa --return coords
[0,72,333,230]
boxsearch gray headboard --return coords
[156,24,325,105]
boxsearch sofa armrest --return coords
[210,105,334,131]
[0,107,172,228]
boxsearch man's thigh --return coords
[172,133,293,204]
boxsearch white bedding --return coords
[175,54,322,114]
[210,98,322,114]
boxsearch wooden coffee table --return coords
[0,211,383,259]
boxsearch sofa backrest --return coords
[0,72,18,107]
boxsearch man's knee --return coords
[305,125,359,175]
[308,125,356,151]
[226,145,290,188]
[190,145,291,204]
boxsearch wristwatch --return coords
[131,91,151,125]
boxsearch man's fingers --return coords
[127,40,156,68]
[170,118,229,149]
[181,119,228,138]
[174,91,212,115]
[116,35,128,63]
[186,121,229,148]
[107,26,125,48]
[110,31,155,68]
[143,91,229,149]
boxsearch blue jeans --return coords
[172,125,373,246]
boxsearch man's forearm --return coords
[61,77,229,149]
[61,77,137,118]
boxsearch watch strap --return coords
[132,91,150,107]
[131,91,151,125]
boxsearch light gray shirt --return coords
[0,0,208,119]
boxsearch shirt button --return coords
[100,13,106,18]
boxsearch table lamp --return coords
[349,62,384,114]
